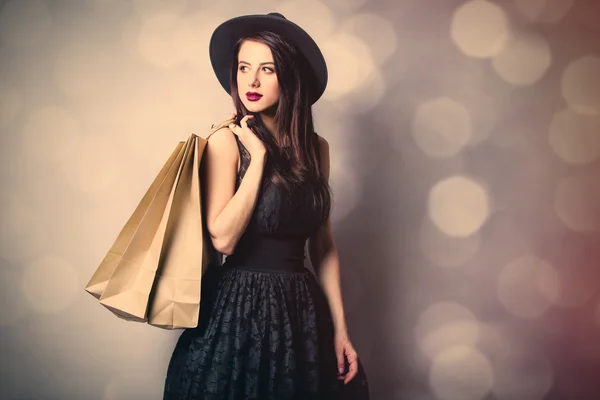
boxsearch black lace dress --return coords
[162,134,369,400]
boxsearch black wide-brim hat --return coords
[209,12,328,105]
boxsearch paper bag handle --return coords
[207,117,236,139]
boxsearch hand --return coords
[334,332,359,385]
[227,114,266,158]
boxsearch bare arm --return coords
[203,127,266,255]
[308,136,348,337]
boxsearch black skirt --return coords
[162,265,369,400]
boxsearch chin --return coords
[242,99,277,114]
[244,103,263,113]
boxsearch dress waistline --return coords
[223,234,307,273]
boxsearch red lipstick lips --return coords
[246,92,263,101]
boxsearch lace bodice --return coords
[233,134,324,238]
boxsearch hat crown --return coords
[267,12,286,20]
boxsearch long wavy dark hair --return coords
[229,31,332,223]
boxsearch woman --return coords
[163,12,368,399]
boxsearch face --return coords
[236,40,280,114]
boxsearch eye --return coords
[263,67,274,73]
[239,66,247,72]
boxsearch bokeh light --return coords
[450,0,510,59]
[548,108,600,164]
[429,345,494,400]
[428,176,491,237]
[318,11,393,113]
[434,84,498,147]
[415,302,481,361]
[491,30,552,86]
[561,55,600,115]
[329,67,385,114]
[412,97,472,158]
[497,255,560,318]
[339,13,397,65]
[321,33,378,100]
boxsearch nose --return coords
[249,72,259,88]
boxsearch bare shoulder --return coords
[207,126,236,147]
[206,126,239,160]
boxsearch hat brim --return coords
[209,14,328,105]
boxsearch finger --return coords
[336,348,345,375]
[346,350,358,363]
[239,115,254,128]
[228,123,239,135]
[344,360,358,384]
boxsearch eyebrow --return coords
[238,61,275,66]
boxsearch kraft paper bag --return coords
[146,134,210,329]
[85,142,185,300]
[93,137,194,324]
[85,117,234,329]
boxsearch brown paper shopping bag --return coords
[85,117,234,329]
[146,134,211,329]
[93,138,193,323]
[147,118,234,329]
[85,142,185,300]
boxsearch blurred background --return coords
[1,0,600,399]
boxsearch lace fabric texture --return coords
[162,133,369,399]
[233,136,322,238]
